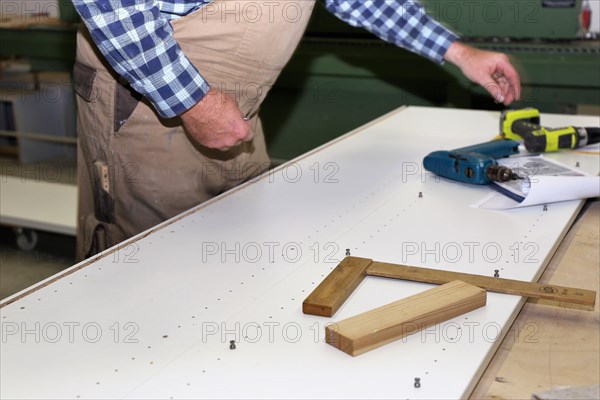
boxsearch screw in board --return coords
[346,249,351,256]
[229,340,236,350]
[576,162,580,168]
[414,377,421,388]
[418,191,423,198]
[543,204,548,211]
[494,270,500,278]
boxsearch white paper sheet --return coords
[473,156,600,210]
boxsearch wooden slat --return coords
[325,280,486,356]
[366,260,596,310]
[302,256,373,317]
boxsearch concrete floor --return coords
[0,226,75,299]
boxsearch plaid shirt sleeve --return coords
[325,0,459,64]
[72,0,209,118]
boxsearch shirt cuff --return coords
[412,19,460,64]
[131,53,211,118]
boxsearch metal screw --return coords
[494,270,500,278]
[346,249,350,256]
[418,192,423,198]
[543,204,548,211]
[414,377,421,388]
[229,340,236,350]
[576,162,580,168]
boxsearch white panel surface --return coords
[1,107,599,399]
[0,176,77,235]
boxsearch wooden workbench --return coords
[472,199,600,399]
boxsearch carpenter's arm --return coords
[324,0,520,105]
[72,0,251,150]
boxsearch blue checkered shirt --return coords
[73,0,458,118]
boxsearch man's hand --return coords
[181,88,253,151]
[444,41,521,106]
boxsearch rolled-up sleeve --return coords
[72,0,210,117]
[325,0,459,64]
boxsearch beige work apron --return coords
[74,1,316,260]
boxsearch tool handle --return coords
[512,121,548,152]
[453,139,519,159]
[514,121,582,153]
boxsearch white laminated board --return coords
[1,106,599,399]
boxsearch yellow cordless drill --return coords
[501,108,600,153]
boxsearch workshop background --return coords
[1,0,599,299]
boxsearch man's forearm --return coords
[324,0,521,105]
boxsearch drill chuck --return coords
[486,165,520,183]
[577,127,589,147]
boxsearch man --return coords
[71,0,521,260]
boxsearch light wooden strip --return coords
[302,257,373,317]
[366,260,596,309]
[325,280,486,356]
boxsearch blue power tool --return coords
[423,139,521,185]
